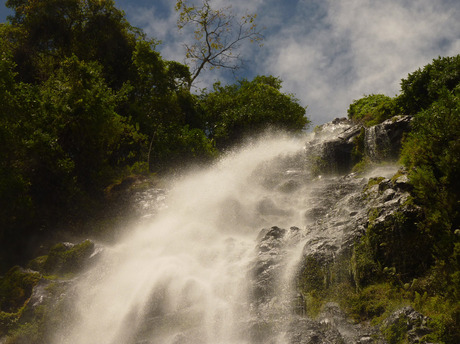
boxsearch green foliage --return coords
[200,75,309,149]
[5,0,139,87]
[0,51,37,271]
[348,94,399,126]
[398,55,460,115]
[343,283,403,323]
[41,240,95,275]
[382,314,409,344]
[400,83,460,301]
[1,0,311,274]
[38,55,137,191]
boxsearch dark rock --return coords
[307,115,412,176]
[307,119,362,175]
[318,303,384,344]
[288,317,346,344]
[381,306,435,344]
[40,239,97,275]
[365,115,412,161]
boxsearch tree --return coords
[175,0,263,88]
[37,55,140,193]
[129,40,216,171]
[398,55,460,115]
[200,75,309,149]
[347,94,400,126]
[5,0,139,88]
[0,48,36,270]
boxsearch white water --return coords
[54,135,313,344]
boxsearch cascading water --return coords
[53,134,317,344]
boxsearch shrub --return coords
[348,94,399,127]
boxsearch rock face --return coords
[248,116,426,343]
[365,115,412,161]
[306,118,361,175]
[381,307,435,344]
[307,116,412,175]
[250,166,419,343]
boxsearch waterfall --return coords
[53,134,315,344]
[47,118,410,344]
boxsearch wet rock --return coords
[40,239,97,274]
[317,303,384,344]
[381,306,435,344]
[279,179,302,193]
[252,226,289,302]
[288,317,346,344]
[307,115,412,176]
[306,118,362,175]
[365,115,412,162]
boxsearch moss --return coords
[27,256,48,273]
[363,177,386,193]
[0,267,41,314]
[297,255,330,317]
[352,157,372,174]
[0,267,41,336]
[0,311,19,336]
[42,239,95,275]
[351,235,381,289]
[382,315,408,344]
[4,321,42,344]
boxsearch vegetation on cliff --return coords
[302,54,460,344]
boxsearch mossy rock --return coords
[0,267,41,314]
[27,256,48,273]
[0,266,41,335]
[42,240,95,275]
[0,311,19,336]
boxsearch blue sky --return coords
[2,0,460,125]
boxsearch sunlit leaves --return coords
[200,75,309,149]
[347,94,400,126]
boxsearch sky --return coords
[1,0,460,126]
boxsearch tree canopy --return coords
[200,76,309,149]
[347,94,399,126]
[0,0,309,270]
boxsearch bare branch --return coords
[176,0,264,88]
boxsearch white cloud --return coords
[258,0,460,125]
[122,0,460,126]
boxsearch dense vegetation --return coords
[326,55,459,343]
[0,0,308,271]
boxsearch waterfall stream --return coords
[55,134,319,344]
[49,117,410,343]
